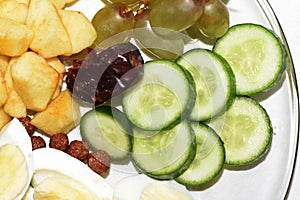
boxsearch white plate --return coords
[37,0,300,199]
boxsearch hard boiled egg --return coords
[31,147,113,200]
[113,174,193,200]
[0,118,33,200]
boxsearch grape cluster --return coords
[92,0,229,59]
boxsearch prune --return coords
[66,42,144,106]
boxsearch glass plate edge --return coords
[257,0,300,199]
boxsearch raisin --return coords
[66,140,89,161]
[66,42,144,106]
[49,133,69,152]
[18,116,35,136]
[31,136,46,151]
[87,150,110,175]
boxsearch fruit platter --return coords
[0,0,298,199]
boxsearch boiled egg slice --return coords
[0,118,33,200]
[31,147,113,200]
[113,174,193,200]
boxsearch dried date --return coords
[66,42,144,106]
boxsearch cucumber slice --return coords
[122,60,195,130]
[213,23,286,95]
[208,96,272,165]
[175,123,225,186]
[80,106,132,161]
[176,49,236,121]
[131,121,196,179]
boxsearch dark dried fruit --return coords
[87,150,110,175]
[66,42,144,106]
[18,116,35,136]
[67,140,89,161]
[31,136,46,150]
[49,133,69,152]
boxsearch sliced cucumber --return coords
[131,121,196,179]
[208,96,272,165]
[122,60,195,130]
[80,106,132,161]
[213,23,286,95]
[175,123,225,186]
[176,49,236,121]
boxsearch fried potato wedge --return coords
[2,58,27,118]
[4,90,27,118]
[11,52,59,111]
[0,17,34,57]
[46,57,66,99]
[31,90,81,136]
[59,10,97,55]
[0,0,28,24]
[14,0,29,6]
[26,0,72,58]
[50,0,78,9]
[0,73,7,107]
[4,57,17,92]
[0,107,12,130]
[0,55,10,75]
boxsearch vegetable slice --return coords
[131,121,196,179]
[122,60,195,130]
[176,49,235,121]
[208,96,272,165]
[80,106,132,161]
[213,23,286,95]
[175,123,225,186]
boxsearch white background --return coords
[268,0,300,199]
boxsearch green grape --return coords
[133,9,184,60]
[196,0,229,38]
[149,0,205,35]
[92,3,135,46]
[102,0,140,6]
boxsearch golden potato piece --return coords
[4,57,17,92]
[11,52,59,111]
[2,58,26,118]
[50,0,78,9]
[0,17,34,57]
[14,0,29,6]
[0,107,12,131]
[46,57,66,99]
[0,55,10,75]
[46,57,66,74]
[0,73,7,107]
[4,90,27,118]
[26,0,72,58]
[59,10,97,55]
[0,0,28,24]
[31,90,81,136]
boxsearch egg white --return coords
[0,118,33,200]
[31,147,114,199]
[113,174,193,200]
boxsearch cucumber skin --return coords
[229,96,273,166]
[212,51,237,119]
[131,122,197,180]
[80,106,133,160]
[175,123,225,186]
[122,60,197,131]
[176,49,236,122]
[213,23,287,95]
[212,96,273,166]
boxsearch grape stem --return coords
[129,0,151,14]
